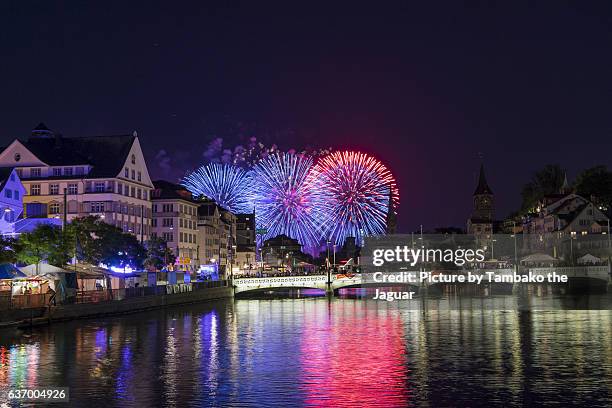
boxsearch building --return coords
[0,123,154,241]
[235,212,256,273]
[522,192,610,257]
[150,181,199,273]
[0,168,26,235]
[467,164,495,238]
[261,234,312,271]
[196,200,237,278]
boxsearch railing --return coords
[529,266,610,280]
[0,280,229,310]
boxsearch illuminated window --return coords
[49,203,60,214]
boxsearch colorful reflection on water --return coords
[0,295,610,407]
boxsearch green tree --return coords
[520,164,566,213]
[144,236,176,271]
[15,224,71,269]
[67,216,147,270]
[573,165,612,213]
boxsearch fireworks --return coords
[181,163,254,214]
[310,151,399,246]
[188,144,399,253]
[251,153,323,250]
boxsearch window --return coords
[4,189,12,198]
[152,218,157,227]
[16,169,23,178]
[49,203,60,214]
[137,189,142,199]
[137,171,141,182]
[31,184,41,195]
[30,168,41,178]
[130,187,135,197]
[14,191,19,200]
[75,167,84,175]
[90,202,105,213]
[152,204,158,213]
[125,168,129,177]
[50,184,59,195]
[163,218,174,227]
[94,182,105,192]
[143,190,147,200]
[63,167,73,176]
[53,168,61,177]
[14,153,20,162]
[68,183,78,194]
[163,232,173,242]
[131,170,135,180]
[131,154,136,164]
[118,183,123,195]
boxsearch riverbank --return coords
[0,285,233,328]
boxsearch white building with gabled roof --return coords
[0,123,154,241]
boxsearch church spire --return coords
[560,172,570,194]
[474,163,492,195]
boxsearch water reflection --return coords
[0,294,610,407]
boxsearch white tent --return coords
[19,263,70,277]
[520,253,559,264]
[577,254,601,265]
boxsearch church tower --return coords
[467,164,494,237]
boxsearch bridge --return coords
[232,266,610,294]
[232,273,421,295]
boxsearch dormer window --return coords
[53,168,61,177]
[30,168,41,178]
[64,167,73,176]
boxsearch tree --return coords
[573,165,612,213]
[144,236,176,271]
[520,164,566,213]
[67,216,147,270]
[15,224,71,269]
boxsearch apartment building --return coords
[151,181,199,273]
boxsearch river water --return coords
[0,290,611,407]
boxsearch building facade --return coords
[522,192,610,257]
[151,181,199,273]
[0,124,154,241]
[196,200,237,278]
[235,213,256,273]
[0,168,26,235]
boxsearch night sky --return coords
[1,2,611,232]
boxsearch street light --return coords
[491,238,497,260]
